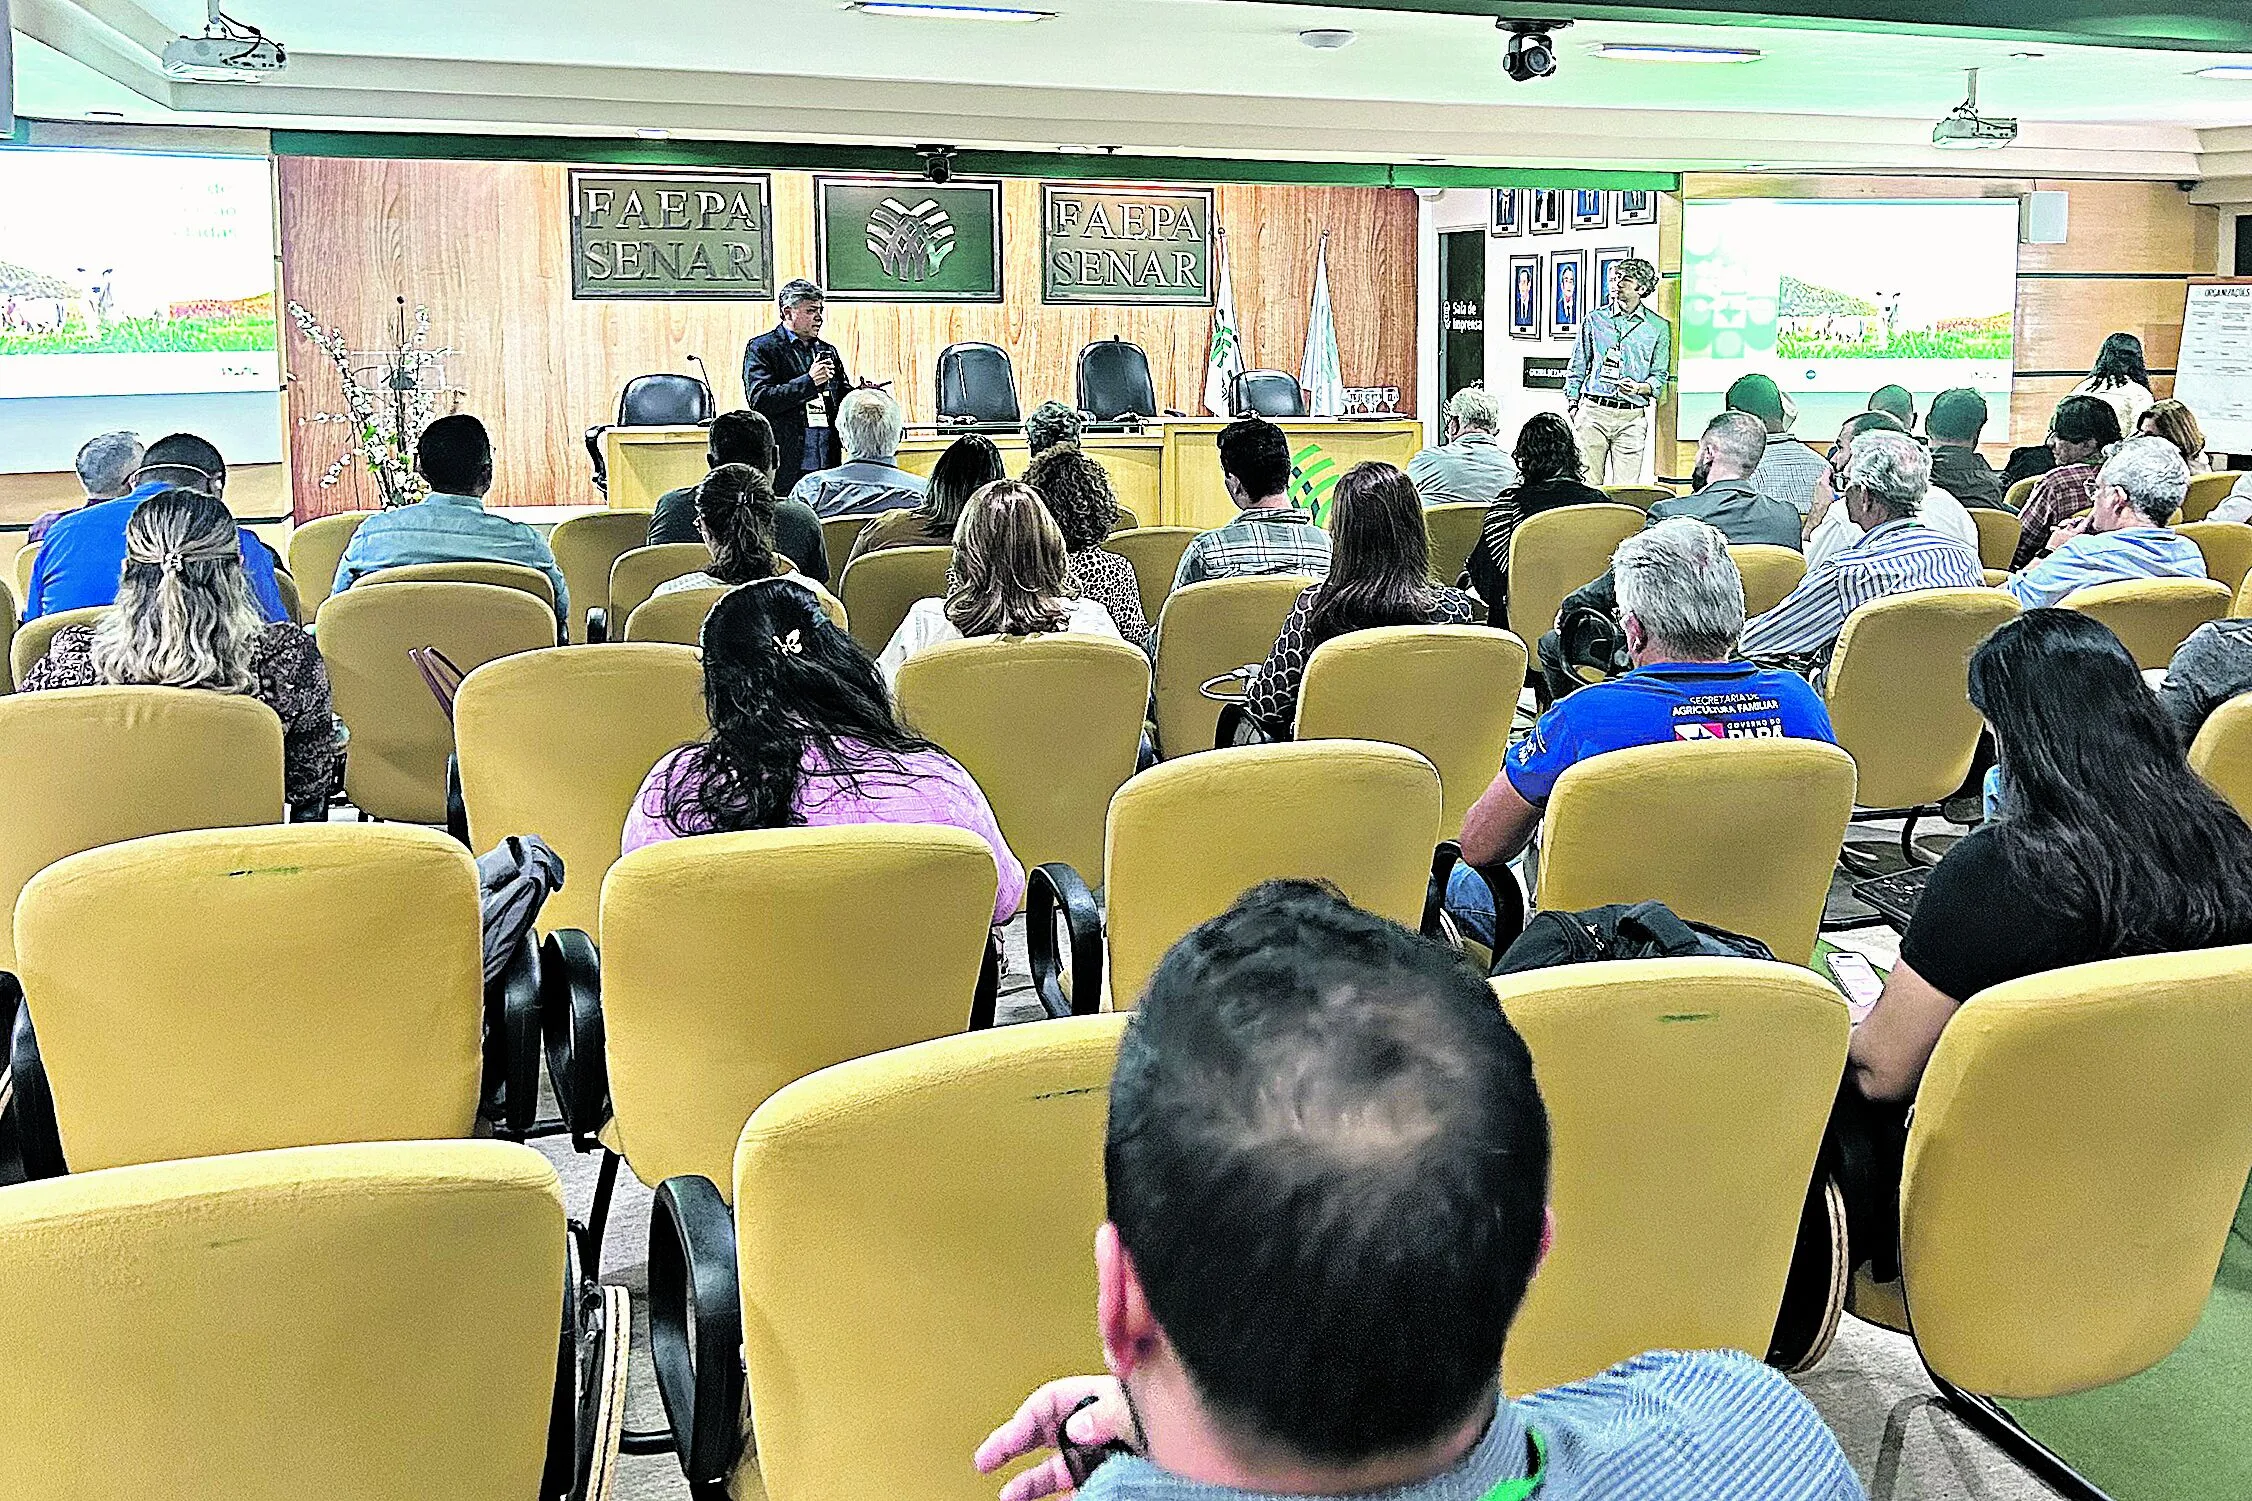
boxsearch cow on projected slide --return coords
[0,260,79,335]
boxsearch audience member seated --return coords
[332,414,569,622]
[2007,395,2123,570]
[27,431,288,624]
[876,479,1121,686]
[1728,373,1826,517]
[1836,609,2252,1273]
[622,577,1023,922]
[2072,330,2157,437]
[1740,430,1983,675]
[975,881,1862,1501]
[2159,618,2252,744]
[2138,397,2210,474]
[1922,387,2005,509]
[1024,399,1086,459]
[29,430,143,544]
[1866,383,1917,435]
[22,488,339,818]
[1407,386,1521,507]
[2004,436,2204,608]
[1462,411,1608,617]
[849,432,1006,564]
[1242,462,1478,738]
[1802,412,1978,570]
[2212,472,2252,526]
[647,409,829,582]
[1450,519,1836,944]
[788,388,928,519]
[1024,442,1151,649]
[1172,418,1333,590]
[649,463,802,601]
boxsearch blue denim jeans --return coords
[1445,862,1503,950]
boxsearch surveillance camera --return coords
[1497,18,1571,83]
[915,145,957,185]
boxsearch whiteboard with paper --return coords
[2175,280,2252,456]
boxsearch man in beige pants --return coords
[1565,258,1669,486]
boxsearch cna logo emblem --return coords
[865,198,957,283]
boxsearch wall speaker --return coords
[2020,190,2069,245]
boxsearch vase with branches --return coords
[287,295,457,509]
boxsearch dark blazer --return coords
[743,324,849,493]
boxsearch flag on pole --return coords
[1203,228,1245,416]
[1299,231,1345,418]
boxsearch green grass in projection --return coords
[0,311,278,357]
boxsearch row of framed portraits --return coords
[1492,187,1657,236]
[1508,246,1639,341]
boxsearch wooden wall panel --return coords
[277,159,1418,518]
[2016,278,2189,372]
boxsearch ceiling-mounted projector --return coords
[162,1,286,81]
[1932,67,2015,149]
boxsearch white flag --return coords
[1300,233,1344,417]
[1204,229,1245,416]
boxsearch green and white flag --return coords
[1203,228,1245,416]
[1299,231,1344,417]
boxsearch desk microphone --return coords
[686,353,714,417]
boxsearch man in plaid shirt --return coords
[2008,394,2122,570]
[1173,418,1333,591]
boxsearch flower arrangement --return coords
[287,296,455,509]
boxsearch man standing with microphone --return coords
[1564,258,1669,486]
[743,278,856,495]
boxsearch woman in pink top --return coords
[622,577,1025,922]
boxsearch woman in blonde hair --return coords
[2138,398,2211,474]
[20,487,339,817]
[875,478,1120,685]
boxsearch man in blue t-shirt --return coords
[1451,518,1836,945]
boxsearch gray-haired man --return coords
[743,278,856,494]
[1565,257,1668,486]
[1407,387,1520,507]
[30,430,144,543]
[2003,435,2206,609]
[789,388,930,519]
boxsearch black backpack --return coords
[1491,900,1774,974]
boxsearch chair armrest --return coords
[445,754,471,847]
[649,1174,746,1487]
[585,608,609,644]
[539,929,610,1148]
[1027,862,1103,1019]
[1427,842,1527,955]
[5,982,66,1181]
[970,931,1002,1031]
[483,933,544,1140]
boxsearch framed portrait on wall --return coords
[1549,249,1587,341]
[1509,255,1541,340]
[1569,189,1608,231]
[1528,189,1563,235]
[1491,188,1521,237]
[1594,246,1633,309]
[1616,189,1658,227]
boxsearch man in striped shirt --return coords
[1741,429,1983,673]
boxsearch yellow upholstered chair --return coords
[839,544,953,654]
[821,512,887,571]
[1603,485,1673,509]
[317,581,556,823]
[1535,739,1857,965]
[1424,502,1486,588]
[2002,475,2040,515]
[284,511,371,617]
[12,541,38,605]
[2182,470,2238,523]
[0,581,15,692]
[272,567,303,626]
[10,604,106,684]
[0,686,282,972]
[1150,573,1313,758]
[1107,525,1198,628]
[646,1016,1125,1501]
[1970,507,2022,572]
[361,558,559,617]
[1030,741,1442,1016]
[0,1139,622,1501]
[2059,576,2232,671]
[2188,693,2252,821]
[2237,572,2252,620]
[1506,503,1644,645]
[604,543,712,637]
[453,645,709,936]
[1112,503,1141,532]
[551,508,653,644]
[896,634,1150,880]
[623,579,846,642]
[2173,520,2252,596]
[1728,544,1807,618]
[1294,624,1527,842]
[1493,959,1851,1394]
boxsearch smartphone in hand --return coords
[1825,949,1882,1024]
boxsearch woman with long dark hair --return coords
[1464,411,1610,617]
[650,463,788,598]
[2073,331,2155,436]
[847,432,1007,564]
[621,578,1023,921]
[1241,462,1478,737]
[1024,442,1150,648]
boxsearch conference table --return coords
[599,418,1427,531]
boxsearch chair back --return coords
[271,568,303,625]
[896,635,1151,880]
[15,824,484,1172]
[1424,502,1486,589]
[317,581,556,822]
[2173,520,2252,596]
[1825,589,2020,810]
[455,645,709,935]
[733,1017,1124,1501]
[1970,507,2022,571]
[362,558,558,616]
[822,512,889,570]
[1150,574,1313,757]
[600,825,999,1193]
[2182,470,2239,523]
[11,604,107,684]
[1076,336,1158,421]
[2188,692,2252,822]
[1537,739,1857,965]
[551,508,654,643]
[2003,475,2040,514]
[608,543,713,625]
[13,541,38,604]
[1602,485,1673,510]
[0,581,14,692]
[839,545,953,654]
[0,686,283,970]
[935,341,1021,424]
[2059,576,2231,670]
[1231,368,1306,417]
[1506,503,1644,644]
[619,371,715,426]
[1493,959,1851,1394]
[1294,624,1527,841]
[1106,525,1197,628]
[1104,741,1441,1007]
[1729,544,1808,618]
[285,512,371,616]
[0,1140,565,1500]
[1111,504,1141,533]
[1901,947,2252,1397]
[625,580,846,643]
